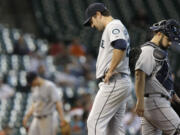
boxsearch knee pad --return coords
[174,124,180,135]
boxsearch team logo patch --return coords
[112,29,120,34]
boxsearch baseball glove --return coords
[60,121,71,135]
[129,47,142,76]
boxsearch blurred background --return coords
[0,0,179,135]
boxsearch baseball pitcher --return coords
[83,3,132,135]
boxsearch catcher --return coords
[23,72,70,135]
[134,19,180,135]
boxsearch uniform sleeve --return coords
[49,84,60,103]
[135,46,156,76]
[108,24,126,43]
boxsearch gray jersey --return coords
[96,19,130,79]
[32,80,60,116]
[135,45,171,97]
[135,42,180,135]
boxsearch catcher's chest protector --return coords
[129,42,165,76]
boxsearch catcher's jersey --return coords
[135,42,173,97]
[96,19,130,79]
[32,80,60,116]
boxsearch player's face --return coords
[31,78,39,87]
[90,14,104,31]
[161,35,172,48]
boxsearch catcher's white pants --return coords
[142,96,180,135]
[87,75,131,135]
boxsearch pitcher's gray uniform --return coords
[96,19,130,78]
[28,80,59,135]
[87,19,132,135]
[135,42,180,135]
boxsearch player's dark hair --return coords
[101,9,110,16]
[26,71,38,85]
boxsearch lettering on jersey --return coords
[100,40,105,48]
[112,29,120,35]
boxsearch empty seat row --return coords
[0,26,48,54]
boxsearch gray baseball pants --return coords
[87,75,131,135]
[28,115,57,135]
[142,96,180,135]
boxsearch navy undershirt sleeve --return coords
[111,39,127,50]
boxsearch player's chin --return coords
[97,28,101,31]
[97,27,103,31]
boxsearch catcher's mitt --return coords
[129,47,142,76]
[60,121,71,135]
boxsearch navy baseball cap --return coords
[26,71,38,86]
[83,3,108,26]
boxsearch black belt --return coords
[96,73,128,84]
[96,76,105,84]
[34,114,50,119]
[144,93,170,100]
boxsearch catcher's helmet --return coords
[150,19,180,43]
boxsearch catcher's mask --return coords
[150,19,180,44]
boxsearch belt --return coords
[144,93,170,100]
[96,72,128,84]
[96,76,105,84]
[34,114,51,119]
